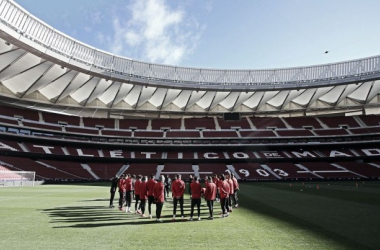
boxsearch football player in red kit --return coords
[212,174,220,202]
[231,173,239,208]
[134,175,142,213]
[171,174,186,221]
[118,174,126,210]
[139,176,148,217]
[219,174,230,218]
[125,174,133,213]
[154,175,165,222]
[189,176,202,221]
[146,175,157,219]
[205,176,217,219]
[225,172,235,212]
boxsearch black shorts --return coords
[148,196,154,204]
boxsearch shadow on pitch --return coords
[42,198,212,228]
[239,183,372,250]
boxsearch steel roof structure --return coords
[1,0,380,118]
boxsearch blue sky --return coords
[15,0,380,70]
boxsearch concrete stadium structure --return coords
[1,0,380,118]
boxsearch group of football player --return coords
[109,171,239,222]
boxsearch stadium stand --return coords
[22,121,63,131]
[83,117,115,129]
[276,129,315,137]
[282,117,322,129]
[239,130,276,137]
[0,106,39,121]
[134,131,164,138]
[203,131,238,138]
[318,116,360,128]
[166,131,200,138]
[151,118,181,130]
[65,126,100,135]
[184,117,215,129]
[313,129,350,136]
[127,163,159,177]
[1,1,380,187]
[42,112,80,126]
[217,117,251,129]
[162,163,194,179]
[358,115,380,127]
[298,162,360,179]
[119,119,149,130]
[249,117,287,129]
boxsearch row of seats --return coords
[1,105,379,130]
[2,138,379,158]
[2,119,380,138]
[1,155,379,181]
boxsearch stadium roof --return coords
[1,0,380,118]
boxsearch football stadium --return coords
[1,0,380,249]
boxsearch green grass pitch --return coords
[1,181,379,250]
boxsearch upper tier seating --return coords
[184,117,215,129]
[249,117,286,129]
[82,117,115,129]
[283,117,322,129]
[151,118,181,129]
[119,119,149,130]
[357,115,380,126]
[0,106,39,121]
[318,116,360,128]
[217,117,251,129]
[42,112,80,126]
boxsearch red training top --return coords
[190,181,202,199]
[153,182,165,203]
[205,182,217,201]
[171,179,185,198]
[135,180,141,195]
[147,178,157,196]
[125,177,133,192]
[139,181,148,200]
[227,178,234,195]
[212,177,219,184]
[219,180,230,199]
[232,177,239,190]
[118,178,126,192]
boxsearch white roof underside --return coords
[0,0,380,118]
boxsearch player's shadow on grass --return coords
[42,199,212,228]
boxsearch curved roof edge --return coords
[1,0,380,91]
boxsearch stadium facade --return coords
[0,0,380,118]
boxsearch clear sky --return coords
[14,0,380,70]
